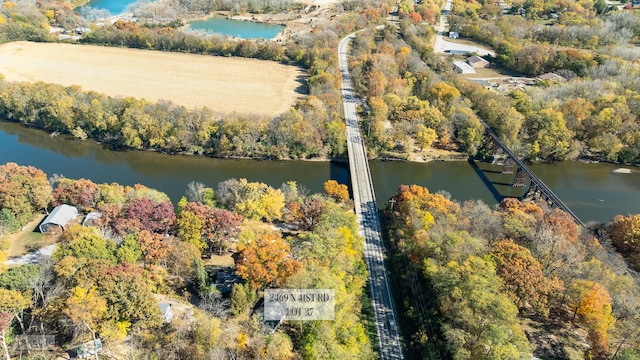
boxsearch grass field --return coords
[0,41,307,117]
[7,214,55,258]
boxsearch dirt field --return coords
[0,41,307,117]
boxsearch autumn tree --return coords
[568,280,615,359]
[424,256,532,359]
[64,286,107,354]
[52,178,99,212]
[323,180,349,203]
[114,198,175,235]
[415,124,438,150]
[0,162,52,224]
[136,230,170,264]
[490,239,563,316]
[53,225,116,263]
[608,214,640,268]
[217,178,284,222]
[235,232,302,290]
[176,202,243,256]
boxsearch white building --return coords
[453,61,476,74]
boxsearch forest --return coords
[384,184,640,359]
[0,162,374,359]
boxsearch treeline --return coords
[81,21,287,61]
[0,162,374,359]
[0,80,344,159]
[385,184,640,359]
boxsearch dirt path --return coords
[0,41,306,117]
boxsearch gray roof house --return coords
[537,72,566,82]
[467,55,489,68]
[159,303,175,323]
[453,61,476,74]
[39,204,78,233]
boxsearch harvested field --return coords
[0,41,307,117]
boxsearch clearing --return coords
[6,214,55,259]
[0,41,307,117]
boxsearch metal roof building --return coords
[39,204,78,233]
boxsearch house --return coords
[76,338,102,359]
[467,55,489,68]
[39,204,78,233]
[158,303,174,323]
[537,72,566,82]
[453,61,476,74]
[82,211,102,227]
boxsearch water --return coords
[77,0,135,15]
[187,16,283,39]
[1,121,639,223]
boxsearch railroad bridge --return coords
[483,126,586,228]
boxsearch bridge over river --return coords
[338,29,586,360]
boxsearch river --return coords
[1,121,638,224]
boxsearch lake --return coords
[77,0,136,16]
[1,121,639,224]
[187,16,283,39]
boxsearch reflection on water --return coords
[1,121,639,223]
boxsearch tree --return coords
[236,232,302,290]
[568,280,615,359]
[53,225,116,263]
[0,264,41,291]
[52,178,99,212]
[323,180,349,203]
[0,163,52,224]
[607,214,640,268]
[64,286,107,358]
[0,311,11,360]
[193,310,222,356]
[424,256,532,359]
[115,198,175,235]
[115,235,142,264]
[415,124,437,150]
[136,230,169,264]
[490,239,563,316]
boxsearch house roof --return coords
[39,205,78,232]
[453,61,476,73]
[537,72,566,82]
[467,55,489,66]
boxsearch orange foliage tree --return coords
[490,239,563,316]
[323,180,349,203]
[235,233,302,290]
[568,280,615,359]
[608,214,640,268]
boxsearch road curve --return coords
[338,32,404,360]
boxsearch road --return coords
[433,0,495,56]
[338,33,404,360]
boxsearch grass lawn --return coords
[203,254,235,267]
[7,214,57,258]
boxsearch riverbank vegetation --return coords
[0,162,373,359]
[385,184,640,359]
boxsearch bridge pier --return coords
[502,157,515,174]
[512,170,526,187]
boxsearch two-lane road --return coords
[338,32,404,360]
